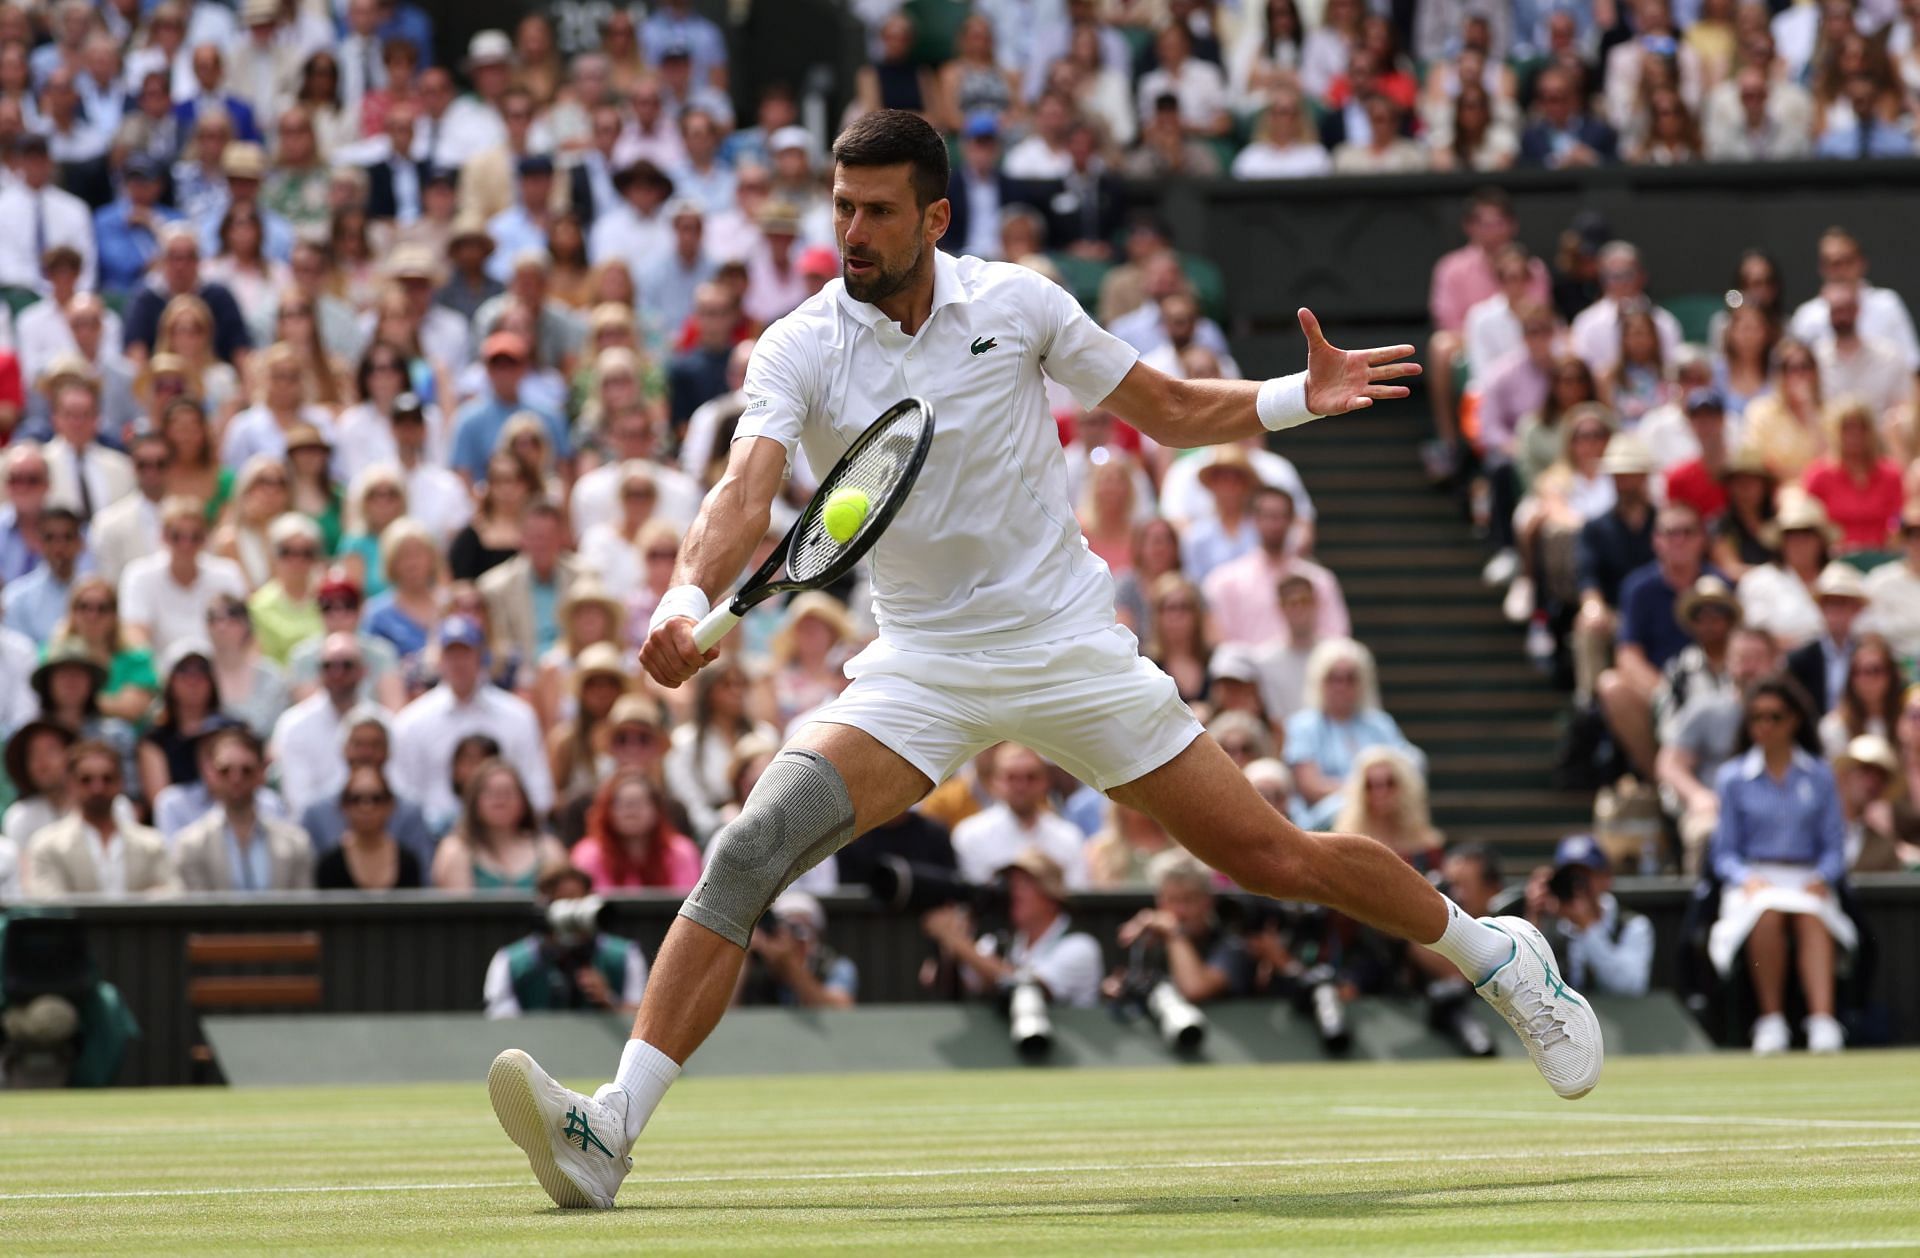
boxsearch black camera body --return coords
[1548,863,1593,905]
[867,855,1008,922]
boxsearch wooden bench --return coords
[185,932,323,1080]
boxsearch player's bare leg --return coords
[490,721,929,1208]
[634,722,931,1062]
[1109,735,1602,1097]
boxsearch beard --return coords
[842,237,925,305]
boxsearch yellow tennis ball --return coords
[822,487,871,543]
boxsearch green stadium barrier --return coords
[202,995,1711,1087]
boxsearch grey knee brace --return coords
[677,747,855,947]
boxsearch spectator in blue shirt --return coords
[0,444,51,583]
[1284,638,1425,830]
[93,155,181,298]
[2,507,91,642]
[1598,502,1718,779]
[1708,674,1854,1055]
[1813,74,1916,161]
[449,332,570,483]
[643,0,730,89]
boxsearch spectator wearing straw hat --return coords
[1740,494,1836,651]
[1785,562,1870,714]
[1571,431,1658,705]
[438,213,502,323]
[1833,733,1915,873]
[545,641,634,799]
[768,593,856,729]
[1652,575,1743,744]
[372,242,472,374]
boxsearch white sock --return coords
[1424,896,1515,984]
[614,1038,681,1144]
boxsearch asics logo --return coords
[563,1106,614,1158]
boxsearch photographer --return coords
[736,891,858,1009]
[482,863,648,1018]
[921,848,1102,1009]
[1525,834,1654,997]
[1108,851,1251,1006]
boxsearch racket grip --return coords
[691,604,741,653]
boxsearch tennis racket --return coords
[690,396,936,651]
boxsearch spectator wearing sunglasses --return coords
[245,514,325,663]
[284,571,404,710]
[316,765,424,891]
[23,740,178,898]
[175,726,314,892]
[295,711,435,868]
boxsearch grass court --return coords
[4,1051,1918,1255]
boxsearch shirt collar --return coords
[834,246,966,331]
[1739,745,1818,780]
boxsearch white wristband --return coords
[1256,372,1318,432]
[649,585,711,634]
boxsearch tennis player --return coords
[489,110,1602,1209]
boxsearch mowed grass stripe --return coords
[4,1054,1916,1256]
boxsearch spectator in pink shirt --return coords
[1426,188,1551,475]
[1202,485,1349,646]
[570,770,703,892]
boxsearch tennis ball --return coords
[822,488,871,543]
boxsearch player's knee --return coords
[676,747,855,948]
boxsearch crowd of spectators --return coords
[0,2,1895,1052]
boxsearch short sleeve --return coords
[1032,275,1139,409]
[735,322,817,458]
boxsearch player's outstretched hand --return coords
[1298,307,1422,417]
[639,617,717,687]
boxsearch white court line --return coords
[1335,1106,1920,1132]
[5,1136,1918,1203]
[1442,1242,1920,1258]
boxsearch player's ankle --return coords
[615,1038,682,1144]
[1425,898,1513,984]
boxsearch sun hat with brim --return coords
[31,639,107,696]
[37,353,97,393]
[3,718,77,795]
[1208,643,1261,685]
[1812,561,1868,603]
[769,592,856,664]
[1675,575,1742,626]
[560,579,624,630]
[998,847,1069,902]
[1719,443,1773,482]
[448,212,494,250]
[1196,444,1257,487]
[1598,432,1655,477]
[1836,733,1901,784]
[220,142,267,180]
[284,421,330,453]
[385,244,440,282]
[608,694,665,732]
[1763,494,1840,548]
[571,641,632,697]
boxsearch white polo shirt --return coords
[736,251,1137,655]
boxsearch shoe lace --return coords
[1507,986,1569,1048]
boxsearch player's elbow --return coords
[1114,373,1188,447]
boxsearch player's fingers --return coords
[1367,362,1423,382]
[1364,385,1411,400]
[1296,307,1330,349]
[1364,344,1417,365]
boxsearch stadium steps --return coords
[1282,398,1591,858]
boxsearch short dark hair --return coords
[39,506,81,533]
[1444,841,1503,888]
[1467,186,1514,219]
[831,109,949,210]
[206,725,264,766]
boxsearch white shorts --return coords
[803,623,1203,791]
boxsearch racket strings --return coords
[789,414,927,583]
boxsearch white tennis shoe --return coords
[488,1048,633,1209]
[1474,916,1604,1100]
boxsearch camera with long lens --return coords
[867,855,1007,919]
[1143,979,1207,1051]
[1223,897,1351,1054]
[537,896,607,1005]
[1007,980,1053,1057]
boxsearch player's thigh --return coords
[1106,733,1309,887]
[1007,651,1202,794]
[792,675,990,832]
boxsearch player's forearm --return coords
[673,441,783,603]
[1104,364,1318,450]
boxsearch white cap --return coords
[769,126,814,158]
[467,30,512,65]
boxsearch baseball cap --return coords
[768,125,813,156]
[437,616,487,651]
[317,570,362,604]
[963,110,1000,140]
[1683,387,1728,416]
[481,331,530,363]
[1553,834,1610,872]
[123,153,164,181]
[998,848,1068,901]
[515,153,556,178]
[1208,644,1261,685]
[769,891,825,935]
